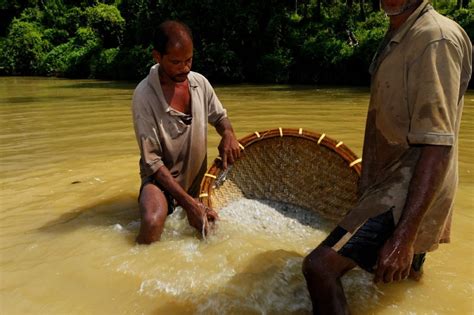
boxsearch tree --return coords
[84,4,125,47]
[359,0,366,19]
[372,0,380,11]
[457,0,471,8]
[1,18,49,74]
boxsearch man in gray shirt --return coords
[132,20,241,244]
[302,0,471,314]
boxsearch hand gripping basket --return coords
[199,128,362,222]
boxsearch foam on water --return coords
[106,198,380,314]
[217,198,333,243]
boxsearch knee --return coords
[303,248,323,279]
[302,247,337,282]
[136,206,167,245]
[139,187,168,225]
[140,207,166,229]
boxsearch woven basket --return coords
[199,128,361,221]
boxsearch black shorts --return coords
[138,177,175,215]
[322,210,425,272]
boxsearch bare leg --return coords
[408,268,423,281]
[136,183,169,244]
[409,253,425,281]
[302,246,357,315]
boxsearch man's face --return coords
[381,0,419,16]
[154,39,193,83]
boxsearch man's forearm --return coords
[153,165,195,209]
[214,117,241,169]
[395,145,451,242]
[215,117,235,137]
[153,165,218,235]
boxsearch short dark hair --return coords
[152,20,193,55]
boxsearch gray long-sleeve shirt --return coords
[132,64,227,196]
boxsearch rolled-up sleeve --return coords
[407,39,462,146]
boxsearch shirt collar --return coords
[147,64,198,112]
[368,0,431,75]
[390,0,431,44]
[187,72,199,89]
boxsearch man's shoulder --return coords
[409,8,467,46]
[134,76,148,92]
[133,76,153,101]
[132,75,159,118]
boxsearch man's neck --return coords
[388,1,423,31]
[158,67,188,88]
[157,66,191,114]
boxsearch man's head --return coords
[381,0,422,16]
[152,20,193,83]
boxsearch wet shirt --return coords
[132,64,227,197]
[339,1,472,253]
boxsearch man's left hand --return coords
[218,131,241,169]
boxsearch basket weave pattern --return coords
[200,129,361,222]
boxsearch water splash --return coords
[107,198,380,314]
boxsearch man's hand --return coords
[374,145,450,284]
[184,199,219,237]
[218,130,241,169]
[374,231,415,283]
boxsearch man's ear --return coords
[152,49,161,64]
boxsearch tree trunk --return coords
[347,0,353,8]
[457,0,463,9]
[316,0,321,22]
[359,0,366,19]
[372,0,380,11]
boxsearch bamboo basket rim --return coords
[199,127,361,209]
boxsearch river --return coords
[0,77,472,314]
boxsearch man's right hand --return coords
[184,200,219,237]
[374,229,415,283]
[154,166,219,238]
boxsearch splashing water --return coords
[106,198,381,314]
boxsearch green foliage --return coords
[41,0,67,27]
[40,27,101,77]
[62,7,86,35]
[18,6,44,23]
[195,41,244,83]
[444,8,474,40]
[289,2,365,84]
[0,0,40,36]
[0,0,471,84]
[90,47,119,78]
[289,12,303,23]
[0,19,50,74]
[39,42,72,75]
[303,31,352,66]
[0,37,13,74]
[113,45,153,80]
[43,28,68,45]
[257,48,293,83]
[353,12,388,65]
[84,3,125,47]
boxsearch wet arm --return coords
[375,144,451,283]
[215,117,241,169]
[394,145,451,244]
[153,166,218,234]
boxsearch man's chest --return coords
[161,83,191,114]
[369,47,413,142]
